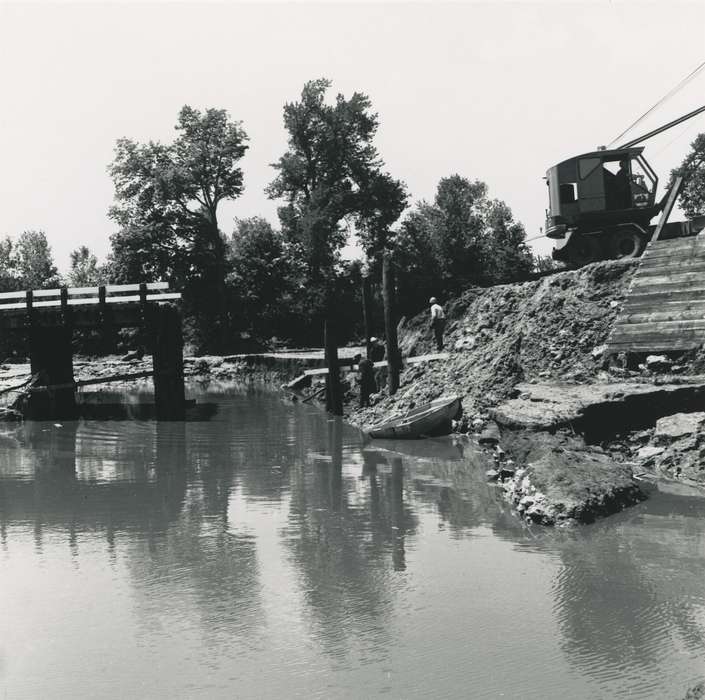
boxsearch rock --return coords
[683,682,705,700]
[645,354,672,371]
[498,431,646,525]
[499,463,516,478]
[591,344,607,359]
[478,421,501,444]
[654,412,705,441]
[636,445,665,461]
[485,469,500,482]
[454,336,476,351]
[491,381,705,432]
[608,366,628,377]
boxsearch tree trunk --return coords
[324,317,343,415]
[361,274,373,359]
[382,251,401,395]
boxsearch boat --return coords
[366,395,462,439]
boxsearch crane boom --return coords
[618,104,705,149]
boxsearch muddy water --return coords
[0,390,703,699]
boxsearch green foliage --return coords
[670,132,705,218]
[394,175,533,314]
[0,230,60,291]
[533,254,561,274]
[228,217,306,339]
[107,105,249,351]
[67,245,107,287]
[268,79,406,304]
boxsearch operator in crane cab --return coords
[611,158,633,210]
[604,158,632,210]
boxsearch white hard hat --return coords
[370,337,378,343]
[429,297,437,304]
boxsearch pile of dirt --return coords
[349,259,639,428]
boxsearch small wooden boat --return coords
[366,395,462,439]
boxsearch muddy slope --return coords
[349,259,638,428]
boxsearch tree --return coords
[108,105,249,350]
[67,245,106,287]
[268,79,404,289]
[267,79,407,410]
[228,217,305,340]
[482,200,533,285]
[15,230,60,289]
[396,175,532,310]
[670,132,705,218]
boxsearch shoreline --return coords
[2,338,703,528]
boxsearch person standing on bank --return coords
[354,353,377,407]
[429,297,446,351]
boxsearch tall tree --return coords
[267,79,406,410]
[670,132,705,218]
[108,105,249,350]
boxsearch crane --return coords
[544,104,705,267]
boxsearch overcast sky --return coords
[1,1,704,272]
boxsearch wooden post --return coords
[28,325,77,420]
[152,304,185,421]
[361,274,373,359]
[382,251,401,395]
[324,318,343,416]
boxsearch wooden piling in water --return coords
[382,252,401,395]
[152,304,186,421]
[28,325,77,420]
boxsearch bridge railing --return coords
[0,282,180,312]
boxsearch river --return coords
[0,388,704,699]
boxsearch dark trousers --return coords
[432,318,445,351]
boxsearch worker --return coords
[614,159,632,209]
[429,297,446,351]
[354,353,377,407]
[369,337,385,362]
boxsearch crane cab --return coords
[545,147,661,264]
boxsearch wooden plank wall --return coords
[607,235,705,353]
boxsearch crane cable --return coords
[607,59,705,149]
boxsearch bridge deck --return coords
[0,282,180,329]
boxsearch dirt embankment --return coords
[349,259,639,428]
[344,258,705,525]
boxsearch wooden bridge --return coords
[0,282,185,420]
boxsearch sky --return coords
[1,1,704,273]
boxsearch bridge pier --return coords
[28,325,77,420]
[152,304,185,421]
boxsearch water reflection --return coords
[550,501,705,697]
[0,392,703,699]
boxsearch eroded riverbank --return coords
[1,259,704,527]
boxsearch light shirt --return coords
[430,303,445,320]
